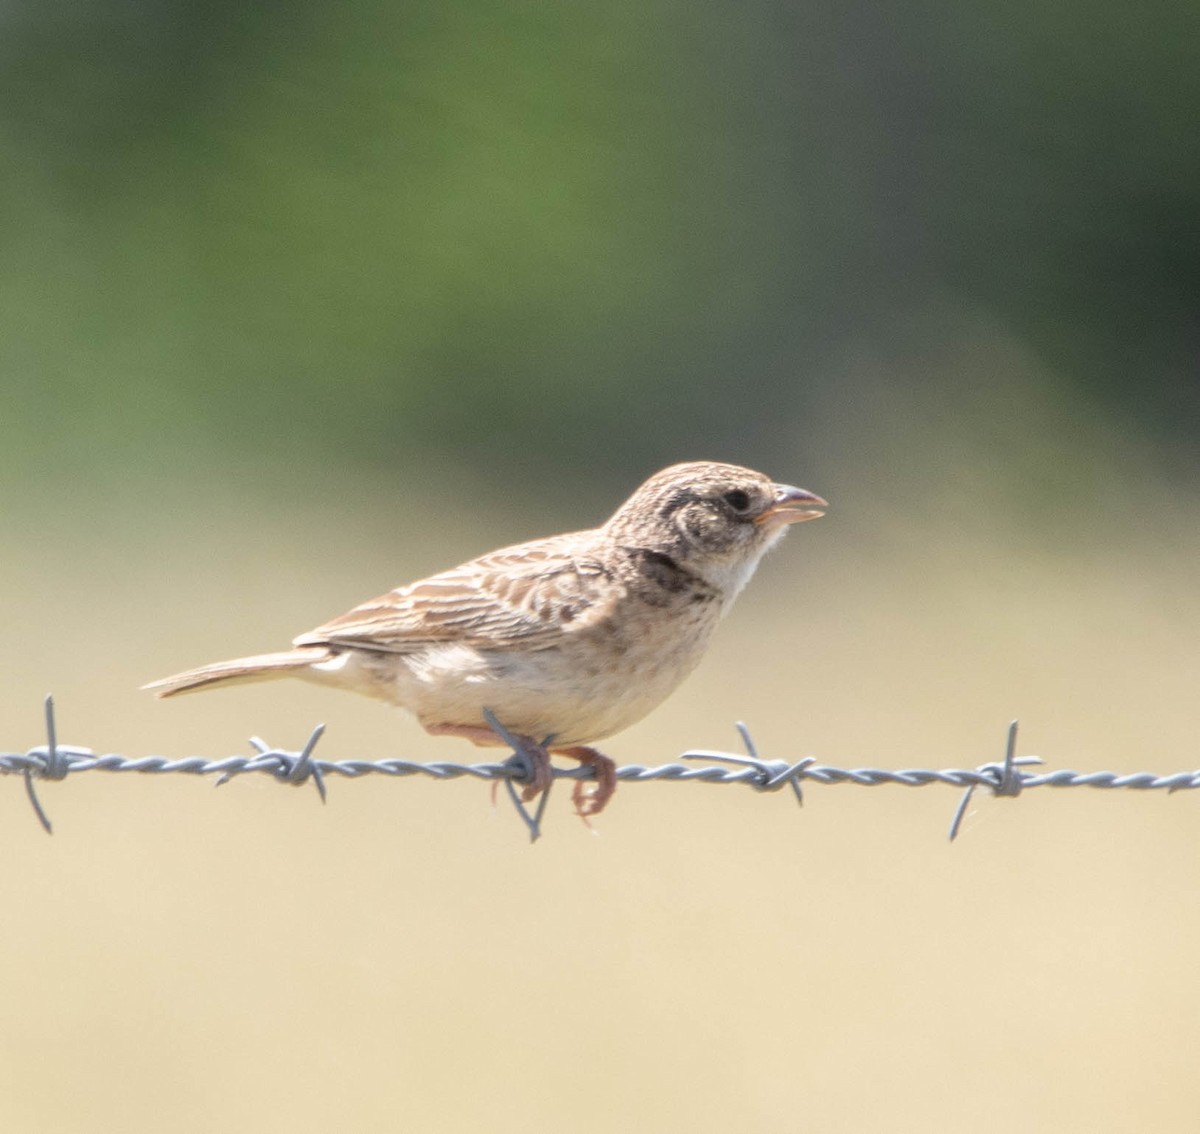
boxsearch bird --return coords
[144,461,826,818]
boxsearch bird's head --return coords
[605,461,827,600]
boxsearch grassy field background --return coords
[3,388,1199,1131]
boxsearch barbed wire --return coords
[3,698,1198,841]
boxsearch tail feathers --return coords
[142,647,333,698]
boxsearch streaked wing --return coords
[293,533,622,653]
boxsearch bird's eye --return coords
[722,489,752,512]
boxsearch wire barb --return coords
[684,723,813,806]
[482,707,553,842]
[947,720,1044,841]
[23,696,65,835]
[280,724,329,802]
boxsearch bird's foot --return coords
[512,734,553,803]
[552,745,617,819]
[430,721,554,806]
[430,722,615,822]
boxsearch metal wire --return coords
[4,697,1198,841]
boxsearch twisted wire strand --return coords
[4,699,1198,840]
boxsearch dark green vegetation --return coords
[3,0,1197,486]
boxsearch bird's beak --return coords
[756,484,828,527]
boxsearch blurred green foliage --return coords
[2,0,1197,486]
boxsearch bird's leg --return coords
[426,722,553,802]
[551,745,617,818]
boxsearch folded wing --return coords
[294,536,622,654]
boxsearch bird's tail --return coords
[142,646,333,698]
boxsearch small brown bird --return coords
[144,462,826,816]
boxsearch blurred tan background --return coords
[3,3,1200,1131]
